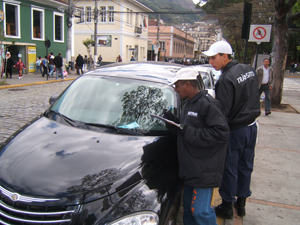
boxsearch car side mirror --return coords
[49,94,59,105]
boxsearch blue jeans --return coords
[56,67,64,80]
[183,186,217,225]
[36,65,42,74]
[259,84,271,112]
[219,123,257,202]
[49,65,55,77]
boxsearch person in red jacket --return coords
[14,58,26,79]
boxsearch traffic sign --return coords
[249,25,272,43]
[45,39,51,48]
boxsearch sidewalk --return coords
[214,73,300,224]
[0,70,78,89]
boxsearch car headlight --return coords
[107,211,159,225]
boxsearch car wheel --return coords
[163,205,177,225]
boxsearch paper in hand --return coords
[150,114,181,128]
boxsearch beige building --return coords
[72,0,152,63]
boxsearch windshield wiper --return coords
[83,123,143,136]
[50,110,78,127]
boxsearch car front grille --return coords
[0,189,78,225]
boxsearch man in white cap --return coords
[203,41,261,219]
[164,67,229,225]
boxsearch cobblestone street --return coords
[0,81,73,144]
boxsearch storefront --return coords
[2,42,36,74]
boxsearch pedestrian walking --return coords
[2,52,15,79]
[41,56,48,77]
[204,41,261,219]
[291,62,295,73]
[256,58,274,116]
[14,58,26,79]
[48,52,55,78]
[83,55,88,72]
[75,53,84,75]
[130,56,135,61]
[164,67,230,225]
[98,55,102,66]
[36,56,43,74]
[116,55,122,63]
[54,52,64,80]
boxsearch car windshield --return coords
[50,76,175,132]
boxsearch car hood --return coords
[0,117,162,205]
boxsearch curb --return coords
[0,78,76,90]
[284,75,300,79]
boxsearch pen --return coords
[166,105,173,112]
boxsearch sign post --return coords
[44,38,51,80]
[248,24,272,69]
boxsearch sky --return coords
[193,0,207,6]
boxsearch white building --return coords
[72,0,152,63]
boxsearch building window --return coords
[79,7,84,22]
[100,6,106,22]
[159,42,165,51]
[54,12,64,42]
[108,6,114,22]
[126,8,132,25]
[32,8,44,40]
[86,7,92,22]
[4,2,20,38]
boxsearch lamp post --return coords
[94,0,98,68]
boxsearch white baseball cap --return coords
[203,41,232,57]
[169,67,199,85]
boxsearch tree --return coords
[83,39,95,70]
[271,0,300,105]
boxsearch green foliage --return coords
[83,39,95,49]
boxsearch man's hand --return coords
[163,109,176,121]
[269,85,272,90]
[162,109,179,133]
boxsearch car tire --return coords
[163,205,177,225]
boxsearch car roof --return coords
[189,65,213,73]
[84,61,186,85]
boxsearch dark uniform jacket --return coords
[176,90,230,188]
[215,60,261,130]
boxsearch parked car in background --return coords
[0,62,191,225]
[211,68,222,83]
[190,65,217,98]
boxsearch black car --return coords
[0,62,189,225]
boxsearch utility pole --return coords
[66,0,73,66]
[155,13,160,62]
[184,25,187,63]
[94,0,98,68]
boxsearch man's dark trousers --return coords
[259,84,271,112]
[219,123,257,202]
